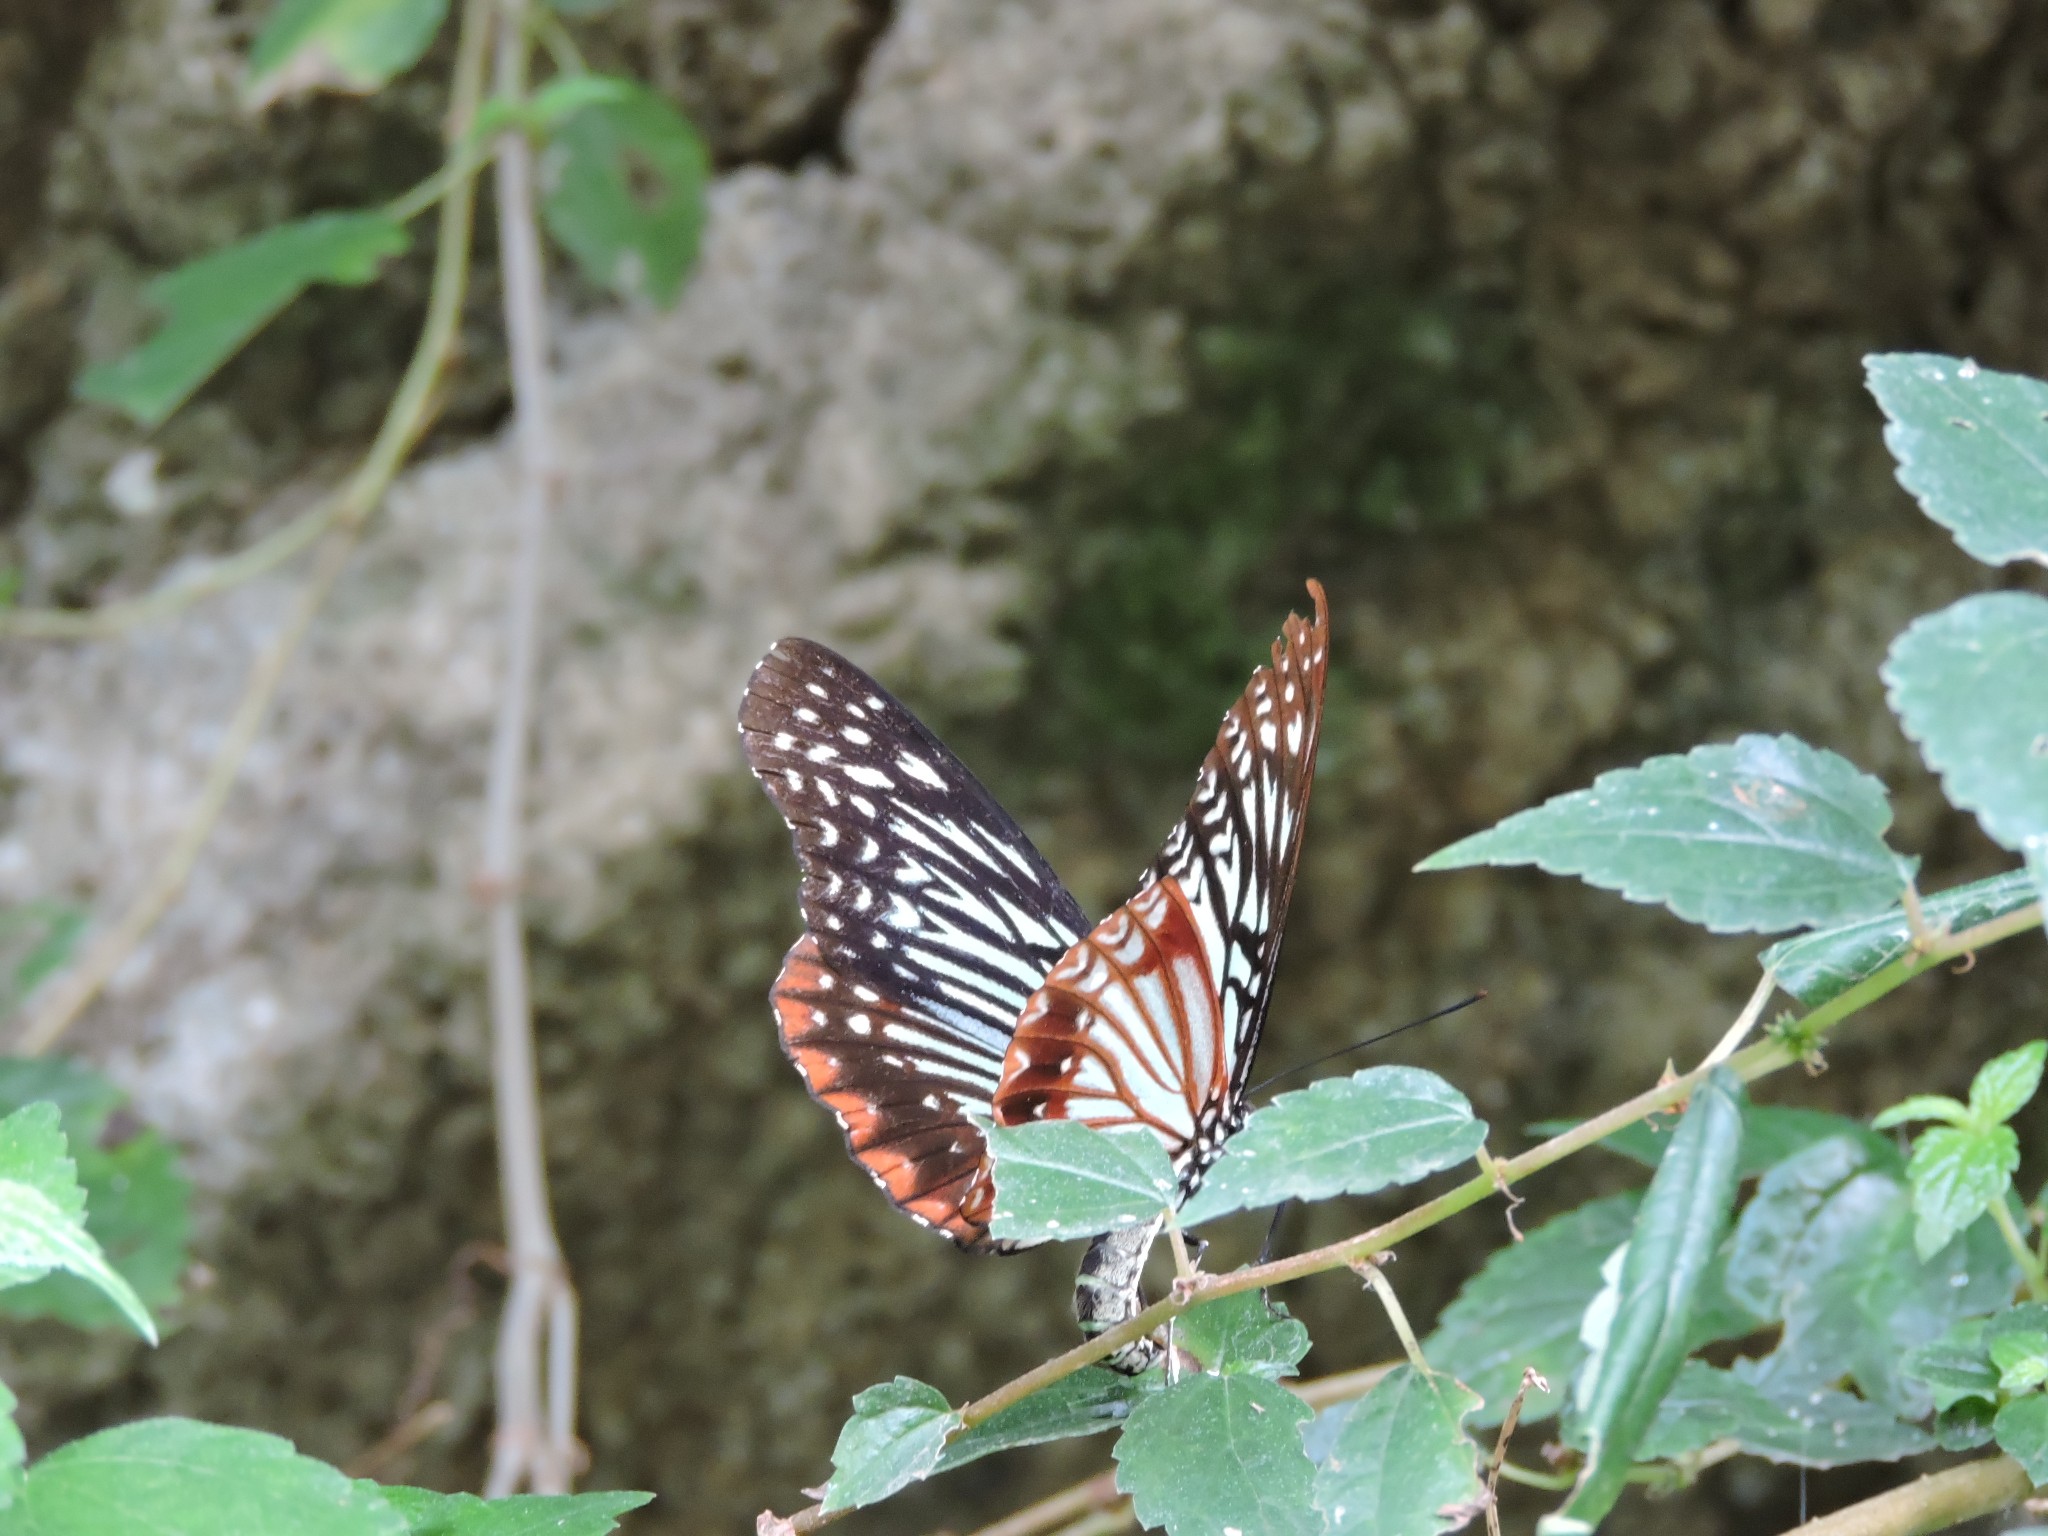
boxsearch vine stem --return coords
[1783,1454,2034,1535]
[479,0,578,1497]
[13,0,496,1057]
[1991,1197,2048,1304]
[770,900,2045,1535]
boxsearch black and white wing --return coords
[739,638,1089,1248]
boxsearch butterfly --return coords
[739,581,1330,1362]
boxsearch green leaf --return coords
[1973,1041,2048,1124]
[0,905,85,1013]
[366,1487,653,1536]
[0,1058,189,1332]
[1903,1320,2000,1411]
[985,1121,1176,1243]
[0,1380,22,1511]
[1905,1123,2019,1260]
[1416,735,1917,934]
[1728,1135,2016,1417]
[1998,1394,2048,1483]
[1872,1095,1971,1131]
[1936,1398,1998,1450]
[1762,869,2039,1005]
[1885,592,2048,883]
[1537,1102,1892,1181]
[1178,1067,1487,1226]
[539,80,707,306]
[1992,1330,2048,1392]
[820,1377,959,1514]
[934,1368,1156,1474]
[1114,1373,1319,1536]
[1865,354,2048,569]
[77,213,409,428]
[1313,1366,1484,1536]
[247,0,448,104]
[9,1418,405,1536]
[1556,1069,1746,1529]
[1175,1290,1311,1380]
[1424,1192,1641,1426]
[0,1103,155,1343]
[1635,1361,1931,1468]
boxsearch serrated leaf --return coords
[1872,1095,1971,1130]
[1424,1193,1641,1426]
[1313,1366,1484,1536]
[1906,1123,2019,1259]
[1972,1041,2047,1124]
[1885,592,2048,886]
[820,1377,959,1513]
[1556,1069,1746,1529]
[1114,1373,1319,1536]
[1176,1289,1311,1380]
[247,0,448,105]
[1636,1361,1931,1468]
[1936,1398,1998,1450]
[539,80,707,306]
[1992,1330,2048,1392]
[10,1418,404,1536]
[1762,869,2039,1005]
[934,1368,1157,1474]
[0,1057,189,1332]
[366,1486,653,1536]
[1865,353,2048,569]
[1179,1067,1486,1226]
[1998,1394,2048,1483]
[1729,1135,2017,1417]
[77,213,409,428]
[1417,735,1917,934]
[0,1103,155,1343]
[1904,1320,1999,1411]
[986,1121,1176,1242]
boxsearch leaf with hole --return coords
[820,1377,959,1513]
[9,1418,404,1536]
[1178,1067,1485,1226]
[76,213,409,428]
[1885,592,2048,899]
[1865,353,2048,569]
[1114,1372,1319,1536]
[246,0,447,105]
[986,1121,1176,1243]
[1760,869,2038,1005]
[1312,1366,1484,1536]
[1417,734,1917,934]
[367,1487,653,1536]
[539,78,707,306]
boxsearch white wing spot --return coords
[773,732,796,750]
[796,707,821,724]
[807,743,840,763]
[847,1015,872,1036]
[898,753,947,790]
[851,794,877,818]
[843,726,872,745]
[806,683,829,698]
[817,820,840,848]
[846,764,895,790]
[818,780,840,808]
[783,769,803,791]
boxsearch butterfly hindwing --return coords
[740,638,1089,1247]
[994,582,1331,1190]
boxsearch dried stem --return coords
[14,0,495,1057]
[479,0,578,1497]
[771,901,2045,1534]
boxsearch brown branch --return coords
[1784,1455,2034,1536]
[12,0,497,1056]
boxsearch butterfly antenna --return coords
[1249,991,1487,1100]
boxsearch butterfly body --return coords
[741,582,1330,1357]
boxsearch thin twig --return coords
[963,1473,1123,1536]
[1782,1454,2033,1535]
[479,0,578,1497]
[1701,968,1777,1068]
[1485,1368,1549,1536]
[766,900,2047,1534]
[1349,1256,1427,1372]
[14,0,496,1057]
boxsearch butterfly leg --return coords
[1076,1218,1166,1375]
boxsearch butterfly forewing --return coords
[740,638,1089,1247]
[994,582,1331,1188]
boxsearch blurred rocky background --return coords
[0,0,2044,1530]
